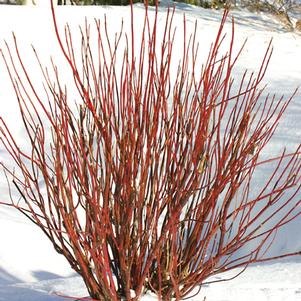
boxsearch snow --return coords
[0,2,300,300]
[1,260,301,300]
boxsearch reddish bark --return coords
[0,3,300,301]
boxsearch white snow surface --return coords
[0,2,300,300]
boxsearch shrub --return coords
[173,0,234,9]
[0,3,300,301]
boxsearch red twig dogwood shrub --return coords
[0,3,301,301]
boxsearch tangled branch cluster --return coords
[0,3,300,301]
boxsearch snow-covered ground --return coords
[2,259,301,301]
[0,1,300,300]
